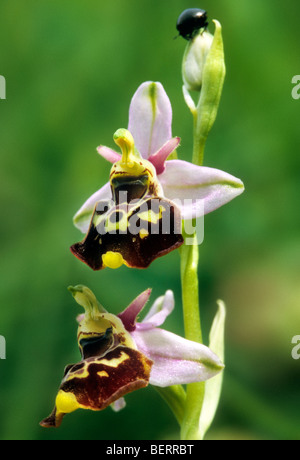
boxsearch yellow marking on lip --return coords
[99,351,130,368]
[104,211,128,233]
[65,364,90,381]
[139,229,149,239]
[55,390,80,415]
[97,370,109,378]
[137,206,165,224]
[102,251,125,269]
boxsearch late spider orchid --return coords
[73,81,244,234]
[40,286,224,428]
[70,129,184,270]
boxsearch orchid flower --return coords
[73,81,244,234]
[40,286,224,428]
[70,129,184,271]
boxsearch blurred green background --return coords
[0,0,299,440]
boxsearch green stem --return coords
[180,228,201,343]
[192,111,206,167]
[180,21,225,439]
[179,227,205,440]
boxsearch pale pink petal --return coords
[131,328,224,387]
[110,397,126,412]
[118,289,152,332]
[148,137,181,175]
[137,290,174,331]
[73,182,112,234]
[159,160,244,220]
[97,145,121,164]
[128,81,172,158]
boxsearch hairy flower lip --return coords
[73,81,244,234]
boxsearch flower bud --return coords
[182,20,226,165]
[182,31,213,92]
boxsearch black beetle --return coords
[176,8,208,40]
